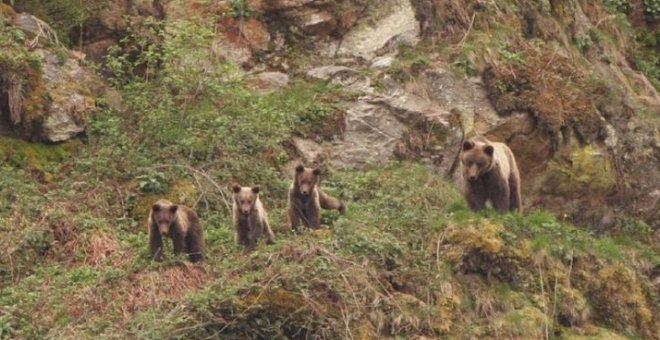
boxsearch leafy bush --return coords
[644,0,660,19]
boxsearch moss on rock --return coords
[0,136,79,170]
[544,145,616,196]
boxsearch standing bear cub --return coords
[232,184,275,250]
[460,136,522,212]
[148,199,204,262]
[288,165,346,230]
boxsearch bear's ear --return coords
[169,205,178,214]
[152,204,161,212]
[463,140,475,151]
[251,186,260,194]
[312,168,321,176]
[484,145,494,156]
[231,183,242,193]
[295,165,305,173]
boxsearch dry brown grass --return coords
[66,263,209,323]
[483,41,603,148]
[84,230,125,267]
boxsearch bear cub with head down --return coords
[148,199,204,262]
[232,184,275,249]
[460,136,522,212]
[288,165,346,230]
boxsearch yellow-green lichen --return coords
[544,145,616,195]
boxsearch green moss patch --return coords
[0,136,79,170]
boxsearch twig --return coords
[551,275,558,323]
[436,229,447,271]
[538,265,549,340]
[340,305,355,340]
[595,14,616,28]
[341,273,361,313]
[457,12,476,48]
[251,273,281,304]
[115,187,127,218]
[146,164,232,214]
[567,252,573,288]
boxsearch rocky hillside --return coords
[0,0,659,339]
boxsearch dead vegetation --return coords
[483,41,604,149]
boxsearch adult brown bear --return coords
[460,136,522,212]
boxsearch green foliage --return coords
[644,0,660,19]
[231,0,252,18]
[453,55,477,77]
[11,0,109,46]
[497,44,525,63]
[634,49,660,90]
[575,34,594,53]
[602,0,631,13]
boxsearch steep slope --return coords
[0,0,659,339]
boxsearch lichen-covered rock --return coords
[1,13,101,142]
[36,50,100,142]
[293,8,337,36]
[333,0,419,59]
[247,71,290,92]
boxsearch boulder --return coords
[247,72,290,92]
[12,13,61,47]
[306,65,372,92]
[36,50,100,142]
[331,101,406,168]
[334,0,419,59]
[262,0,329,10]
[293,8,337,36]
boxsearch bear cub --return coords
[148,199,204,262]
[288,165,346,230]
[460,136,522,212]
[232,184,275,249]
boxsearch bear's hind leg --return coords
[509,174,522,212]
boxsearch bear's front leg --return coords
[149,228,163,262]
[466,180,488,211]
[307,208,321,229]
[289,206,301,232]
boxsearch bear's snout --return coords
[468,175,478,182]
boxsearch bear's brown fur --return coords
[460,136,522,212]
[232,184,275,249]
[288,165,346,230]
[148,199,204,262]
